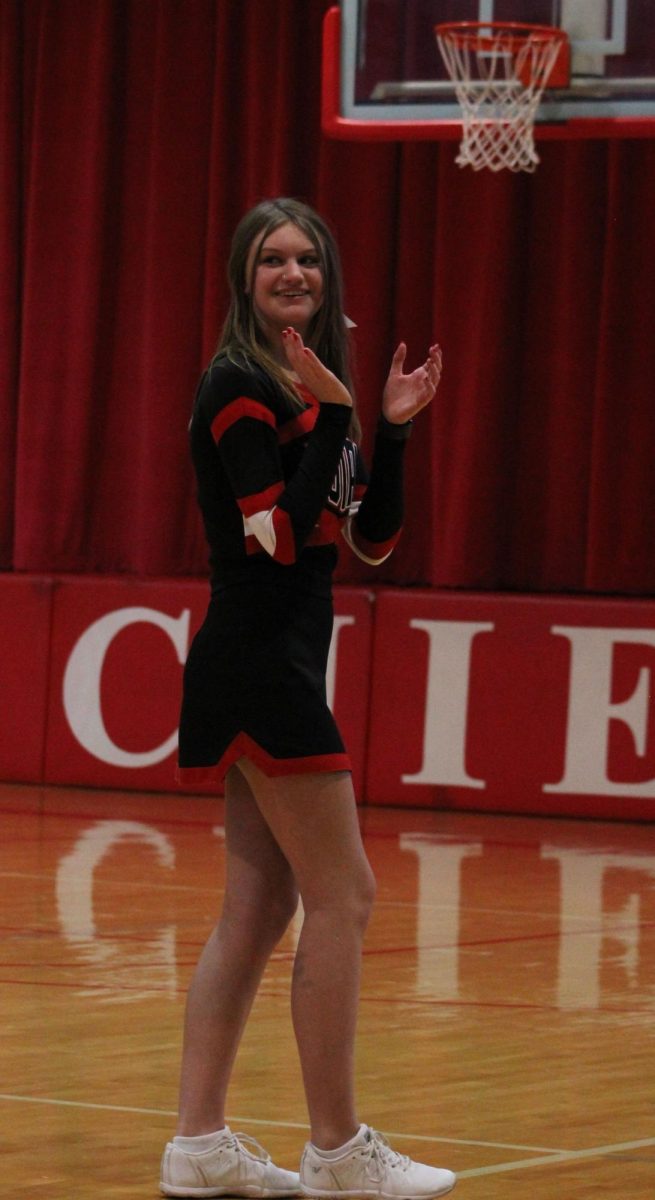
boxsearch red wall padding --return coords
[3,574,655,822]
[366,589,655,821]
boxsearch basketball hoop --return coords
[435,21,570,173]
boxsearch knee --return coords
[335,867,377,934]
[254,876,300,944]
[352,860,377,930]
[266,879,300,940]
[304,860,376,934]
[223,877,299,947]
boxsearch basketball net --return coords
[436,22,568,173]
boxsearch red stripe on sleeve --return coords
[278,406,318,445]
[238,480,284,518]
[210,396,276,445]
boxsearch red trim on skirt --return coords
[177,732,351,785]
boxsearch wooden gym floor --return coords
[1,780,653,1198]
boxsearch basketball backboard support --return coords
[322,0,655,139]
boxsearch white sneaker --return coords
[160,1126,302,1197]
[300,1126,455,1199]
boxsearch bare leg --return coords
[237,760,376,1151]
[176,767,298,1135]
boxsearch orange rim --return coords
[435,20,568,53]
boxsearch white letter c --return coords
[62,606,190,767]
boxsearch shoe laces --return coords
[225,1132,271,1163]
[363,1128,411,1180]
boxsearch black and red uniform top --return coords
[189,354,408,592]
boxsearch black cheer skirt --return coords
[177,578,350,785]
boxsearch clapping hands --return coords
[282,327,442,425]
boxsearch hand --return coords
[382,342,442,425]
[282,328,353,408]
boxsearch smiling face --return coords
[247,221,324,342]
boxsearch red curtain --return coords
[2,0,655,593]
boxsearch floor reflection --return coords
[1,782,654,1015]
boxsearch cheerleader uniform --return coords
[177,355,410,785]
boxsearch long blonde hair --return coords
[214,198,360,440]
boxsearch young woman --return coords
[160,198,455,1198]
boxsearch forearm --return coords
[347,419,410,563]
[276,404,352,550]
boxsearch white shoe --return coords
[300,1126,456,1199]
[161,1126,302,1197]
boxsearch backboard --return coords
[323,0,655,139]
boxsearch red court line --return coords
[2,919,653,957]
[271,920,655,962]
[0,974,652,1017]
